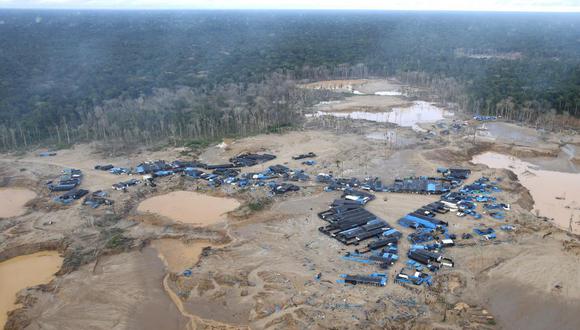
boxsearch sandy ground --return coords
[354,79,405,94]
[313,94,411,113]
[300,78,404,95]
[0,251,62,328]
[137,191,240,226]
[0,188,36,218]
[0,143,185,191]
[1,79,580,330]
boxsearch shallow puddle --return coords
[0,188,36,218]
[152,239,218,273]
[472,152,580,232]
[311,101,452,131]
[0,251,62,327]
[137,191,240,226]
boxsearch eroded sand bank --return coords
[0,188,36,218]
[137,191,240,226]
[472,152,580,232]
[0,251,62,328]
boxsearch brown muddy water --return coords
[0,251,62,328]
[137,191,240,226]
[0,188,36,218]
[152,238,219,273]
[472,152,580,233]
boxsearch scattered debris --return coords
[83,190,114,208]
[94,164,114,171]
[500,225,515,231]
[338,273,388,286]
[292,152,317,160]
[54,188,89,204]
[473,227,496,240]
[395,270,433,286]
[112,179,140,191]
[382,177,457,194]
[271,183,300,195]
[473,115,497,121]
[408,247,454,268]
[109,167,130,175]
[47,168,83,191]
[229,153,276,167]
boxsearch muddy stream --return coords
[145,191,241,329]
[152,238,241,329]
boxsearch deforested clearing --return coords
[2,9,580,330]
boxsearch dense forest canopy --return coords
[0,10,579,149]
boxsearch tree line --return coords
[0,73,332,150]
[1,11,580,150]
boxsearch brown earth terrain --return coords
[1,79,580,330]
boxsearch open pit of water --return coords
[472,152,580,232]
[0,188,36,218]
[311,101,452,131]
[137,191,240,226]
[0,251,63,328]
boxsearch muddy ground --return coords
[1,79,580,330]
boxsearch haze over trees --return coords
[0,10,579,150]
